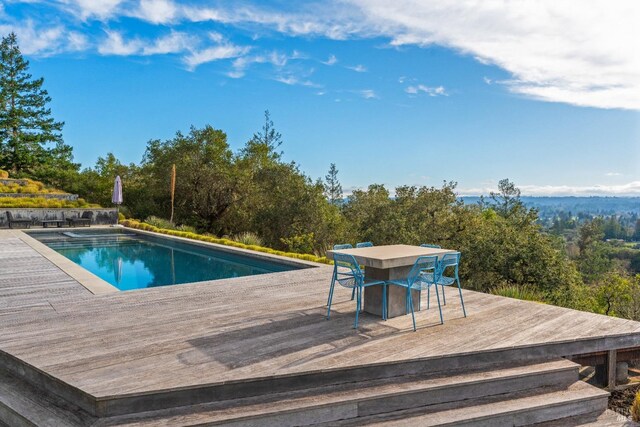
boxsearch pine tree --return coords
[324,163,343,205]
[0,32,70,174]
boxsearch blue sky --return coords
[1,0,639,195]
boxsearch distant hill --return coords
[460,196,640,216]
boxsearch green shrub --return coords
[233,231,264,247]
[176,224,196,233]
[490,283,546,303]
[121,219,332,265]
[0,178,65,194]
[281,232,315,254]
[144,216,175,229]
[118,212,126,221]
[0,197,97,208]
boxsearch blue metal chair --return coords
[333,244,357,300]
[356,241,373,248]
[420,243,441,249]
[420,244,442,301]
[423,252,466,317]
[333,243,353,250]
[327,252,387,328]
[386,256,441,331]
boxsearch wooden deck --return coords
[2,229,640,420]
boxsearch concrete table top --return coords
[326,244,458,270]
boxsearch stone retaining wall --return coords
[1,208,117,227]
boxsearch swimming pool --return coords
[29,229,303,291]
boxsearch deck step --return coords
[96,359,578,426]
[0,369,95,427]
[354,381,609,426]
[533,409,638,426]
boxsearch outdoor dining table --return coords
[326,244,457,318]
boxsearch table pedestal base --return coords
[364,266,421,318]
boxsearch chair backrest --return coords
[407,255,438,286]
[438,252,461,275]
[81,211,94,220]
[420,243,441,249]
[332,252,363,286]
[333,243,353,250]
[356,241,373,248]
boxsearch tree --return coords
[0,33,72,175]
[324,163,343,205]
[239,110,283,168]
[489,178,532,220]
[140,126,238,233]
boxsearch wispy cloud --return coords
[405,85,447,96]
[346,64,367,72]
[274,74,320,87]
[322,54,337,65]
[6,0,640,110]
[348,0,640,110]
[359,89,377,99]
[61,0,125,20]
[98,30,142,55]
[184,43,249,71]
[0,19,77,56]
[134,0,178,24]
[605,172,622,177]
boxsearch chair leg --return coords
[456,276,467,317]
[351,287,356,301]
[354,287,361,329]
[441,284,446,305]
[326,277,336,320]
[381,285,387,320]
[427,286,430,309]
[327,274,336,307]
[407,287,416,331]
[433,284,444,325]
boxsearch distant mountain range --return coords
[460,196,640,215]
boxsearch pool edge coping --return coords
[15,228,119,295]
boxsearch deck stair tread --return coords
[90,359,577,426]
[0,369,95,427]
[533,409,638,426]
[347,381,609,427]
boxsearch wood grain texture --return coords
[2,230,640,403]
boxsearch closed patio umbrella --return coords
[112,176,123,222]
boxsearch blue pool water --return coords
[30,230,301,291]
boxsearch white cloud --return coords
[346,0,640,110]
[61,0,125,20]
[98,30,143,55]
[177,0,640,110]
[346,64,367,72]
[141,31,194,55]
[135,0,177,24]
[323,54,337,65]
[359,89,377,99]
[605,172,622,177]
[0,20,68,55]
[405,85,447,96]
[460,181,640,196]
[7,1,639,110]
[274,75,320,87]
[183,44,249,70]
